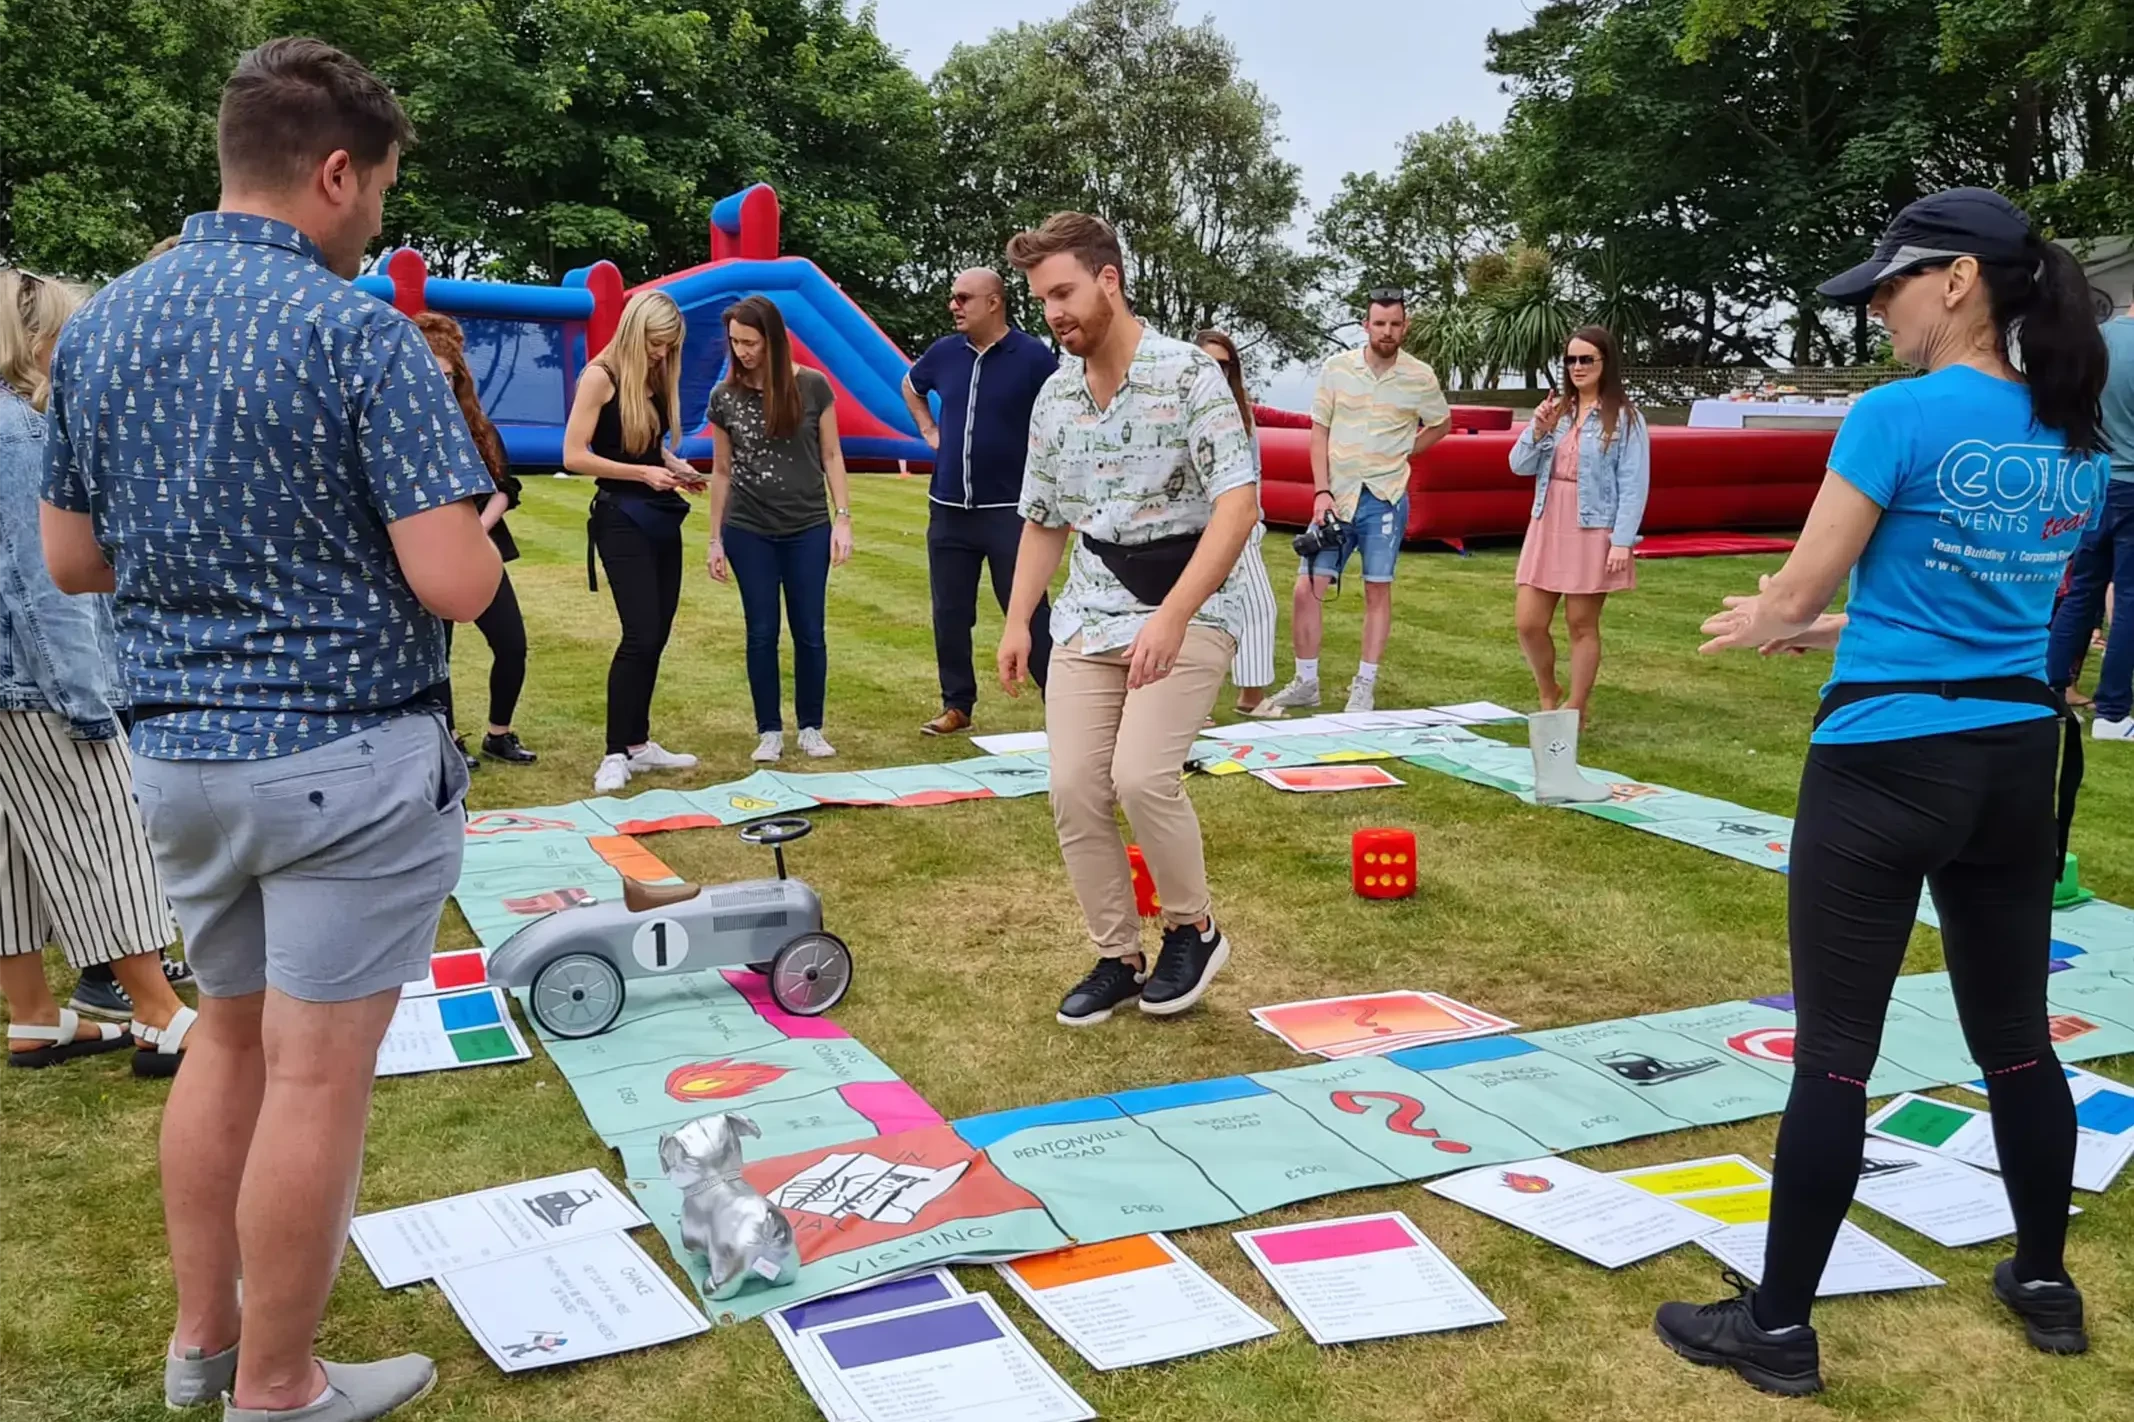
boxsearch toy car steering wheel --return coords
[738,817,814,847]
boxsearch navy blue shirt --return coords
[43,211,492,760]
[908,328,1057,508]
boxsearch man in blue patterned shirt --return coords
[42,39,501,1422]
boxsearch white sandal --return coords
[131,1003,196,1079]
[7,1008,132,1069]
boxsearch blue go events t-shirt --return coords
[1816,365,2108,744]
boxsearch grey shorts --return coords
[132,713,470,1002]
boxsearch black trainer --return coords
[1993,1258,2088,1354]
[483,731,539,765]
[1654,1272,1823,1397]
[1140,918,1229,1017]
[454,734,479,771]
[160,954,195,988]
[66,973,133,1021]
[1057,957,1148,1027]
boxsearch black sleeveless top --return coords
[590,379,689,519]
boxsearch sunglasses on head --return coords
[1564,353,1600,367]
[1368,286,1406,305]
[3,265,45,319]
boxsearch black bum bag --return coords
[1079,530,1203,607]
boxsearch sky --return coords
[866,0,1540,401]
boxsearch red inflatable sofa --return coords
[1250,404,1829,545]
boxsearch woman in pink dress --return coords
[1508,326,1651,725]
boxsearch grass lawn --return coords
[4,472,2131,1422]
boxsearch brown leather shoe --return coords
[922,708,972,736]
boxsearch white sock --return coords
[1356,661,1379,683]
[1295,658,1318,682]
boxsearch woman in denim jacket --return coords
[0,268,190,1074]
[1508,326,1651,727]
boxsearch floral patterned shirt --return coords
[1019,328,1258,653]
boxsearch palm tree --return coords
[1469,243,1578,387]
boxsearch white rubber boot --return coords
[1529,708,1613,804]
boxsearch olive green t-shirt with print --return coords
[708,367,834,537]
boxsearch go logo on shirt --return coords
[1935,439,2103,537]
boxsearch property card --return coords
[403,948,490,998]
[351,1168,650,1288]
[1613,1155,1941,1297]
[767,1271,966,1422]
[1252,764,1405,793]
[1436,701,1526,724]
[1234,1212,1502,1345]
[374,986,527,1076]
[1321,708,1463,731]
[1200,714,1353,739]
[999,1234,1275,1369]
[971,731,1048,756]
[437,1231,709,1372]
[799,1293,1094,1422]
[1427,1156,1711,1268]
[1251,990,1516,1059]
[1954,1066,2134,1193]
[1854,1140,2076,1248]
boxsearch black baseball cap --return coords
[1817,187,2036,305]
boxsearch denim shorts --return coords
[1301,488,1409,584]
[131,713,469,1002]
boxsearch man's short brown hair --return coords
[218,37,415,191]
[1006,212,1125,281]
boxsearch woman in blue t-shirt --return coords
[1655,190,2109,1396]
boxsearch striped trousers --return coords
[0,711,174,968]
[1229,526,1279,690]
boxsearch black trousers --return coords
[1758,718,2076,1323]
[593,504,683,755]
[442,566,528,732]
[928,503,1051,713]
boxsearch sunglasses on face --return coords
[1564,353,1600,367]
[949,291,984,306]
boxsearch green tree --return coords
[928,0,1322,363]
[1313,120,1513,312]
[0,0,249,276]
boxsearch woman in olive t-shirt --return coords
[705,295,854,763]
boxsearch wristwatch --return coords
[834,507,851,519]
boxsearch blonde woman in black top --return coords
[705,295,853,762]
[563,290,706,793]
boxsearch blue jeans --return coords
[2047,477,2134,721]
[724,522,830,733]
[1300,488,1408,584]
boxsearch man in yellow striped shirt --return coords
[1255,290,1450,715]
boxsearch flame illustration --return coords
[664,1058,790,1102]
[1500,1170,1554,1194]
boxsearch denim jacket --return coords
[0,382,124,739]
[1507,404,1653,547]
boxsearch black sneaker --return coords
[1654,1272,1823,1397]
[483,731,538,765]
[1994,1258,2088,1354]
[454,735,480,772]
[1140,918,1230,1017]
[67,973,133,1021]
[1057,957,1148,1027]
[160,954,195,988]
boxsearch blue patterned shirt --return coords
[43,211,492,760]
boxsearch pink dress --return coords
[1515,426,1636,594]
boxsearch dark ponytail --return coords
[1986,237,2108,454]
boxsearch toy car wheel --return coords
[529,952,627,1038]
[768,932,851,1016]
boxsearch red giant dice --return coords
[1352,828,1417,899]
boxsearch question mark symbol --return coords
[1355,1004,1391,1036]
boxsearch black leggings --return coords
[1757,719,2076,1327]
[593,504,682,755]
[442,567,528,732]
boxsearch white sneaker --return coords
[752,732,783,763]
[593,753,631,793]
[1344,678,1377,713]
[2092,715,2134,741]
[1248,676,1319,718]
[797,727,836,758]
[628,740,698,771]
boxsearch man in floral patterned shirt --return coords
[997,212,1260,1028]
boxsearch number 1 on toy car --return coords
[632,918,690,973]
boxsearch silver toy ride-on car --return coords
[485,817,852,1039]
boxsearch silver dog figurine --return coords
[657,1113,800,1300]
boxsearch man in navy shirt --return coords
[43,39,501,1422]
[902,269,1058,735]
